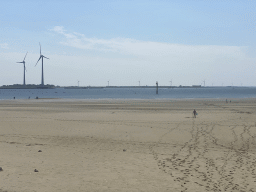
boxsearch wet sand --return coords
[0,99,256,192]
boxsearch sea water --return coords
[0,87,256,100]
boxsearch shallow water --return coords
[1,87,256,100]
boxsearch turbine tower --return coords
[35,43,49,86]
[17,52,28,86]
[170,80,172,87]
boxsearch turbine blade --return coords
[23,52,28,61]
[17,62,23,63]
[35,56,41,66]
[43,56,49,59]
[39,42,41,55]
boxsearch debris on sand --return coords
[34,169,39,172]
[0,167,3,171]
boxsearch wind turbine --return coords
[170,80,172,87]
[202,79,206,87]
[17,52,28,86]
[35,43,49,86]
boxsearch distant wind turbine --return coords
[17,52,28,86]
[202,80,206,87]
[35,43,49,86]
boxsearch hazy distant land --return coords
[0,84,244,89]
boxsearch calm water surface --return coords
[0,87,256,100]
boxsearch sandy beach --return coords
[0,98,256,192]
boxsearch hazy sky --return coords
[0,0,256,86]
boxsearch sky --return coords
[0,0,256,87]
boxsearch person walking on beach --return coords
[193,109,197,118]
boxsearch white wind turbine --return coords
[35,43,49,86]
[202,79,206,87]
[17,52,28,86]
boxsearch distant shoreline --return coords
[0,84,253,89]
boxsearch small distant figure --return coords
[226,99,228,103]
[230,100,231,103]
[193,109,197,118]
[28,96,30,99]
[13,97,15,99]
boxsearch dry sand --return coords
[0,98,256,192]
